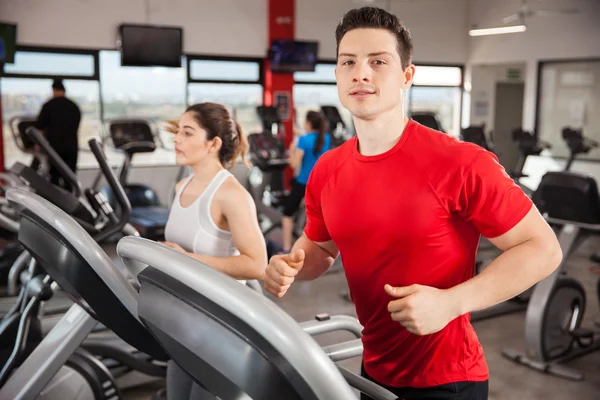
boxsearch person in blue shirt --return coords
[282,110,332,252]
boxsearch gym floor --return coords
[120,236,600,400]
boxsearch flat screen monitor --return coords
[0,22,17,64]
[269,40,318,73]
[119,24,183,68]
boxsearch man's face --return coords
[335,28,414,120]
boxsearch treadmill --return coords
[105,119,170,240]
[320,105,352,148]
[0,139,168,399]
[562,127,599,171]
[117,237,398,400]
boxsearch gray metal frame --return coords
[300,315,363,338]
[502,216,600,380]
[0,304,97,400]
[117,236,359,399]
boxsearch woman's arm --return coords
[166,179,268,280]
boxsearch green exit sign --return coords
[507,68,521,80]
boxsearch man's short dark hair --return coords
[335,7,413,70]
[52,79,65,91]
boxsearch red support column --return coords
[265,0,295,186]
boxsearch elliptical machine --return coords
[502,171,600,381]
[100,118,170,240]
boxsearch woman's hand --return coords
[161,241,187,254]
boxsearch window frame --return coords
[186,54,264,85]
[0,45,100,81]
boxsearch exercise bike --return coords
[502,170,600,381]
[98,118,170,240]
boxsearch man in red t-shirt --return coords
[263,7,562,400]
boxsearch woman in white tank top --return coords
[161,102,268,400]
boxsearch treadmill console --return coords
[512,128,551,156]
[461,125,492,151]
[109,120,157,154]
[247,133,288,171]
[562,127,598,155]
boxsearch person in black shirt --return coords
[34,79,81,191]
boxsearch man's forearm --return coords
[292,235,337,281]
[448,239,562,316]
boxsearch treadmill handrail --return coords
[5,188,140,321]
[299,315,363,339]
[25,126,82,198]
[116,236,358,400]
[88,138,132,242]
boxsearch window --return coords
[187,83,263,135]
[295,64,337,83]
[538,59,600,159]
[1,78,101,168]
[1,49,101,169]
[412,66,462,87]
[408,87,462,136]
[187,58,263,136]
[190,59,260,82]
[99,50,187,166]
[3,51,96,77]
[293,85,353,134]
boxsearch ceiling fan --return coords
[502,0,580,24]
[470,0,580,37]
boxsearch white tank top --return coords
[165,169,245,284]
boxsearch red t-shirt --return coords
[304,119,533,388]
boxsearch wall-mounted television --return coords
[269,40,318,73]
[118,24,183,68]
[0,22,17,64]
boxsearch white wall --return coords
[2,0,470,62]
[296,0,469,63]
[0,0,267,57]
[467,0,600,131]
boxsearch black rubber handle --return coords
[25,126,82,198]
[88,138,132,242]
[337,366,400,400]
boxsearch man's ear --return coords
[404,64,416,87]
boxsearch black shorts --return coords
[282,179,306,217]
[360,364,489,400]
